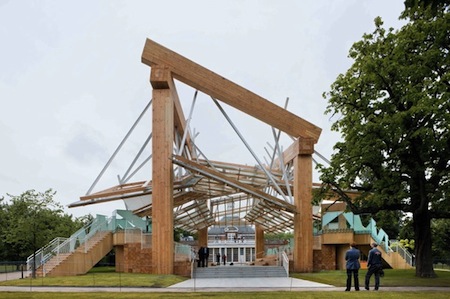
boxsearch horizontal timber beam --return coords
[141,38,321,142]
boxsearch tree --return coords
[0,197,7,261]
[264,232,294,241]
[0,190,84,273]
[399,216,415,241]
[399,239,415,254]
[174,227,194,242]
[316,4,449,278]
[372,210,403,240]
[403,0,449,17]
[431,219,450,261]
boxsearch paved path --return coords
[1,271,450,293]
[169,277,334,290]
[0,271,27,281]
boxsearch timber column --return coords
[198,227,208,248]
[293,137,314,272]
[255,224,265,258]
[150,66,174,274]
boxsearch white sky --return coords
[0,0,406,218]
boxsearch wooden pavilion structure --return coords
[70,38,322,274]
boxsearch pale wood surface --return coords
[150,65,195,157]
[173,155,297,213]
[293,146,314,272]
[141,38,321,141]
[255,224,265,258]
[151,88,175,274]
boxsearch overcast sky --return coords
[0,0,406,218]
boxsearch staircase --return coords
[370,237,413,270]
[194,265,287,278]
[36,231,113,277]
[321,210,414,270]
[27,210,151,277]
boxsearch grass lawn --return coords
[292,269,450,287]
[0,268,449,298]
[0,292,449,298]
[0,267,187,288]
[1,268,449,288]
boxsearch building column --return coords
[293,138,314,272]
[255,224,265,258]
[150,66,174,274]
[198,227,208,248]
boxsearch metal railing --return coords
[281,251,289,276]
[390,242,414,266]
[26,210,151,273]
[25,209,195,277]
[26,214,112,272]
[174,242,192,262]
[321,211,414,267]
[26,237,68,272]
[208,236,255,244]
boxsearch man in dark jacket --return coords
[365,242,383,290]
[197,246,204,267]
[200,245,209,267]
[345,242,361,291]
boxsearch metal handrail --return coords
[26,215,111,274]
[281,251,289,276]
[26,237,68,271]
[389,242,414,266]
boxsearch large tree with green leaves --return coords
[431,219,450,261]
[0,189,84,263]
[317,4,449,277]
[403,0,449,16]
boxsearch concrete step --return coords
[194,265,287,278]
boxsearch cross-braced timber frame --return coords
[69,38,322,274]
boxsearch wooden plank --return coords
[293,144,314,272]
[255,225,265,258]
[150,65,194,156]
[172,155,297,213]
[80,184,147,201]
[275,137,316,167]
[198,227,208,249]
[151,88,174,274]
[141,38,321,141]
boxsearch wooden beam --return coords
[276,137,316,166]
[255,224,265,258]
[80,182,147,201]
[141,38,321,142]
[293,138,314,272]
[198,227,208,250]
[172,155,297,213]
[151,87,174,275]
[150,65,194,156]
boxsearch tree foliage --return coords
[399,216,415,240]
[400,239,416,254]
[403,0,450,18]
[316,4,449,278]
[0,189,84,261]
[264,232,294,241]
[372,210,403,239]
[431,219,450,260]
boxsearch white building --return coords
[207,218,256,265]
